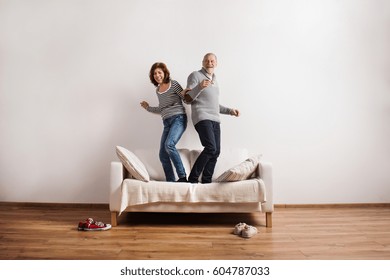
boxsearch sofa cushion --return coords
[119,178,266,213]
[134,148,191,181]
[190,148,249,181]
[215,154,262,182]
[116,146,150,182]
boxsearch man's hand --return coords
[179,88,193,103]
[179,88,191,98]
[230,109,240,117]
[200,79,212,89]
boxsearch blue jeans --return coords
[159,114,187,181]
[188,120,221,183]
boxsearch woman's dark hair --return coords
[149,62,170,86]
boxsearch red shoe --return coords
[78,218,111,231]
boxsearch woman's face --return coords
[153,68,165,85]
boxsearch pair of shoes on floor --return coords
[78,218,111,231]
[233,222,258,238]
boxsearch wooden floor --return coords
[1,203,390,260]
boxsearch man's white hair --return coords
[203,53,217,62]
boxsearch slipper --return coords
[233,222,247,235]
[241,225,258,238]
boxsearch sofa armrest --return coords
[109,161,124,212]
[258,161,274,213]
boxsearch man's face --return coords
[203,55,217,69]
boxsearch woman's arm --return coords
[140,101,161,114]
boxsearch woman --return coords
[140,62,188,182]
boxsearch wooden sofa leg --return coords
[111,211,118,227]
[265,212,272,228]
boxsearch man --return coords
[182,53,240,183]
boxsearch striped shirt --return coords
[147,80,186,120]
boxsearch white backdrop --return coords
[1,0,390,204]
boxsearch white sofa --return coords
[109,147,273,227]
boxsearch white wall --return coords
[1,0,390,204]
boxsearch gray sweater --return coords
[185,68,232,125]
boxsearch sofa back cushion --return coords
[134,148,191,181]
[189,148,249,181]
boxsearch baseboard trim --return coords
[1,201,390,210]
[275,203,390,208]
[0,201,109,209]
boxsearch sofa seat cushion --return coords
[119,178,266,214]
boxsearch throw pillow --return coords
[116,146,150,182]
[215,154,262,182]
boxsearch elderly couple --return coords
[140,53,240,183]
